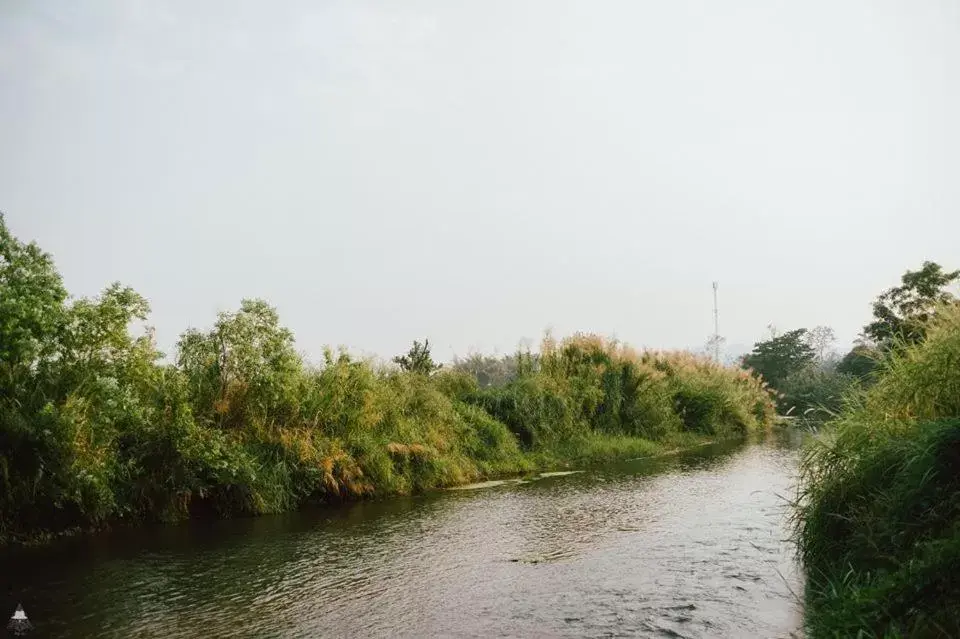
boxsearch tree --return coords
[863,261,959,347]
[393,339,441,375]
[742,328,816,389]
[55,283,154,385]
[176,299,303,428]
[836,343,879,380]
[452,352,521,388]
[704,333,726,363]
[0,213,68,390]
[2,215,166,532]
[805,326,836,363]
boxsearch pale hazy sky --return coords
[2,0,958,362]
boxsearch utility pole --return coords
[712,281,720,363]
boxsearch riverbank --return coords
[1,350,771,546]
[2,215,777,546]
[5,429,729,548]
[794,304,960,637]
[2,436,802,638]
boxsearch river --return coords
[2,432,803,638]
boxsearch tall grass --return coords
[795,304,960,637]
[466,335,774,463]
[0,329,774,545]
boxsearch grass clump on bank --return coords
[0,215,774,544]
[795,304,960,638]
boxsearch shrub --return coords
[648,351,775,436]
[468,373,582,449]
[779,366,857,420]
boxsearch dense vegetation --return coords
[0,216,775,544]
[741,263,959,423]
[795,281,960,636]
[741,326,856,421]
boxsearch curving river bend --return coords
[2,432,804,638]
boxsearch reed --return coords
[794,304,960,637]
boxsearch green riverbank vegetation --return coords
[741,262,960,424]
[742,326,859,421]
[794,263,960,637]
[0,215,775,544]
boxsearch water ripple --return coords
[3,436,803,638]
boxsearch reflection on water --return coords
[1,433,802,638]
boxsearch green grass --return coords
[794,305,960,638]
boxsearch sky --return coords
[2,0,958,364]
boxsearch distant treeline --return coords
[0,214,774,544]
[740,261,959,422]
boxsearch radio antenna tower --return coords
[712,282,720,363]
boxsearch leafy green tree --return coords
[55,283,155,388]
[1,215,69,535]
[45,285,160,522]
[863,261,959,347]
[2,215,167,533]
[176,299,303,429]
[0,213,68,393]
[393,339,441,375]
[836,343,880,380]
[742,328,815,389]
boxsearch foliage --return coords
[0,212,68,391]
[392,339,442,375]
[176,299,303,431]
[653,350,775,436]
[470,335,775,449]
[742,324,853,421]
[0,218,774,544]
[836,343,880,381]
[863,261,959,348]
[795,304,960,637]
[742,328,815,389]
[779,366,856,420]
[450,352,531,388]
[468,373,580,449]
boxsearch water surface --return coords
[2,433,803,637]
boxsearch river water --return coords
[2,432,804,638]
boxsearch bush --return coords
[650,351,775,437]
[468,373,582,449]
[779,366,857,421]
[451,402,529,475]
[467,335,774,450]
